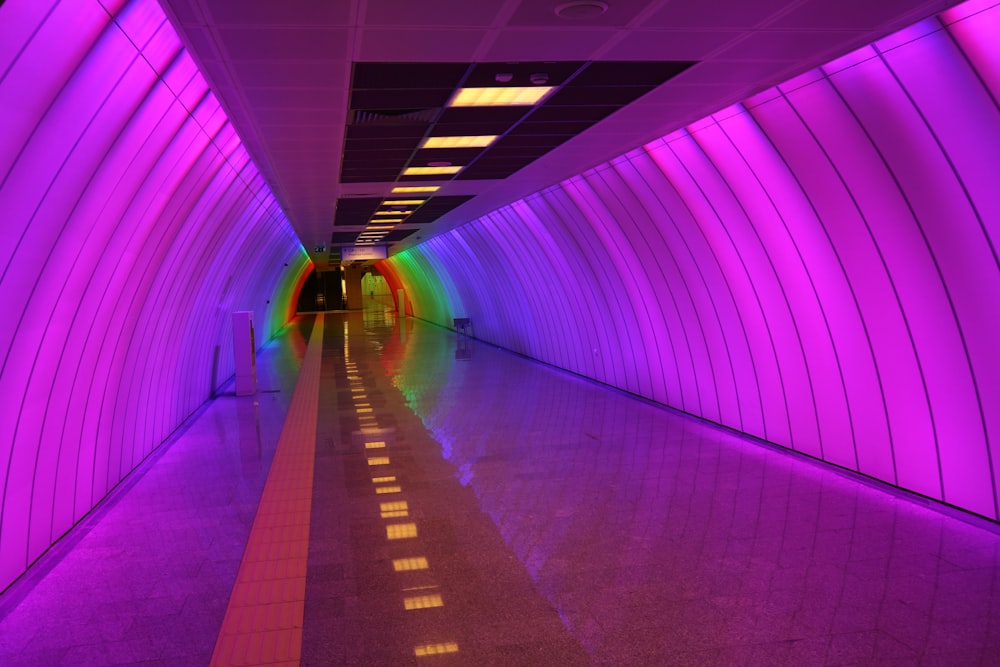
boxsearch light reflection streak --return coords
[414,642,459,657]
[386,523,418,539]
[393,557,429,571]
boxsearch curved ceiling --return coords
[158,0,959,267]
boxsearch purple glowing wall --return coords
[0,0,309,591]
[382,1,1000,520]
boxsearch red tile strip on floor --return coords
[211,314,325,667]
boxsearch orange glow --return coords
[392,557,429,571]
[386,523,418,539]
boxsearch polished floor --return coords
[2,304,1000,665]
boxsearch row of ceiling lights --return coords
[354,82,556,246]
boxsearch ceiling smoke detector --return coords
[554,1,608,19]
[530,72,549,85]
[495,72,513,83]
[427,161,452,167]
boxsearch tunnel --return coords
[1,0,1000,663]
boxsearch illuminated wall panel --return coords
[381,1,1000,520]
[0,0,309,591]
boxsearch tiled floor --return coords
[2,305,1000,665]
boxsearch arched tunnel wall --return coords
[0,0,309,590]
[381,2,1000,520]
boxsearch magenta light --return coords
[0,0,308,591]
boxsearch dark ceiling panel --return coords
[334,197,382,225]
[350,88,453,109]
[337,60,699,244]
[435,106,529,124]
[352,62,470,89]
[507,121,596,135]
[331,231,362,244]
[346,124,429,139]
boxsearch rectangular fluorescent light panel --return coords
[449,86,554,107]
[375,210,411,216]
[402,166,462,176]
[384,199,426,205]
[421,135,498,149]
[392,186,440,193]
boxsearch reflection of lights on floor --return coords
[365,441,386,449]
[351,387,365,393]
[352,394,368,400]
[381,500,408,517]
[356,407,373,413]
[414,642,459,657]
[367,456,390,466]
[381,501,407,512]
[372,476,396,484]
[404,594,443,610]
[393,557,429,572]
[375,486,402,494]
[386,523,417,539]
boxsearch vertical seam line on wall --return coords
[877,34,998,517]
[751,93,862,472]
[666,134,782,440]
[715,108,829,460]
[824,70,937,494]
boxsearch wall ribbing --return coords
[0,0,309,591]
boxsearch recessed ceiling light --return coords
[370,217,404,223]
[375,210,411,215]
[367,225,395,230]
[392,186,440,193]
[555,0,608,19]
[402,166,462,176]
[448,86,555,107]
[384,199,427,205]
[421,135,498,149]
